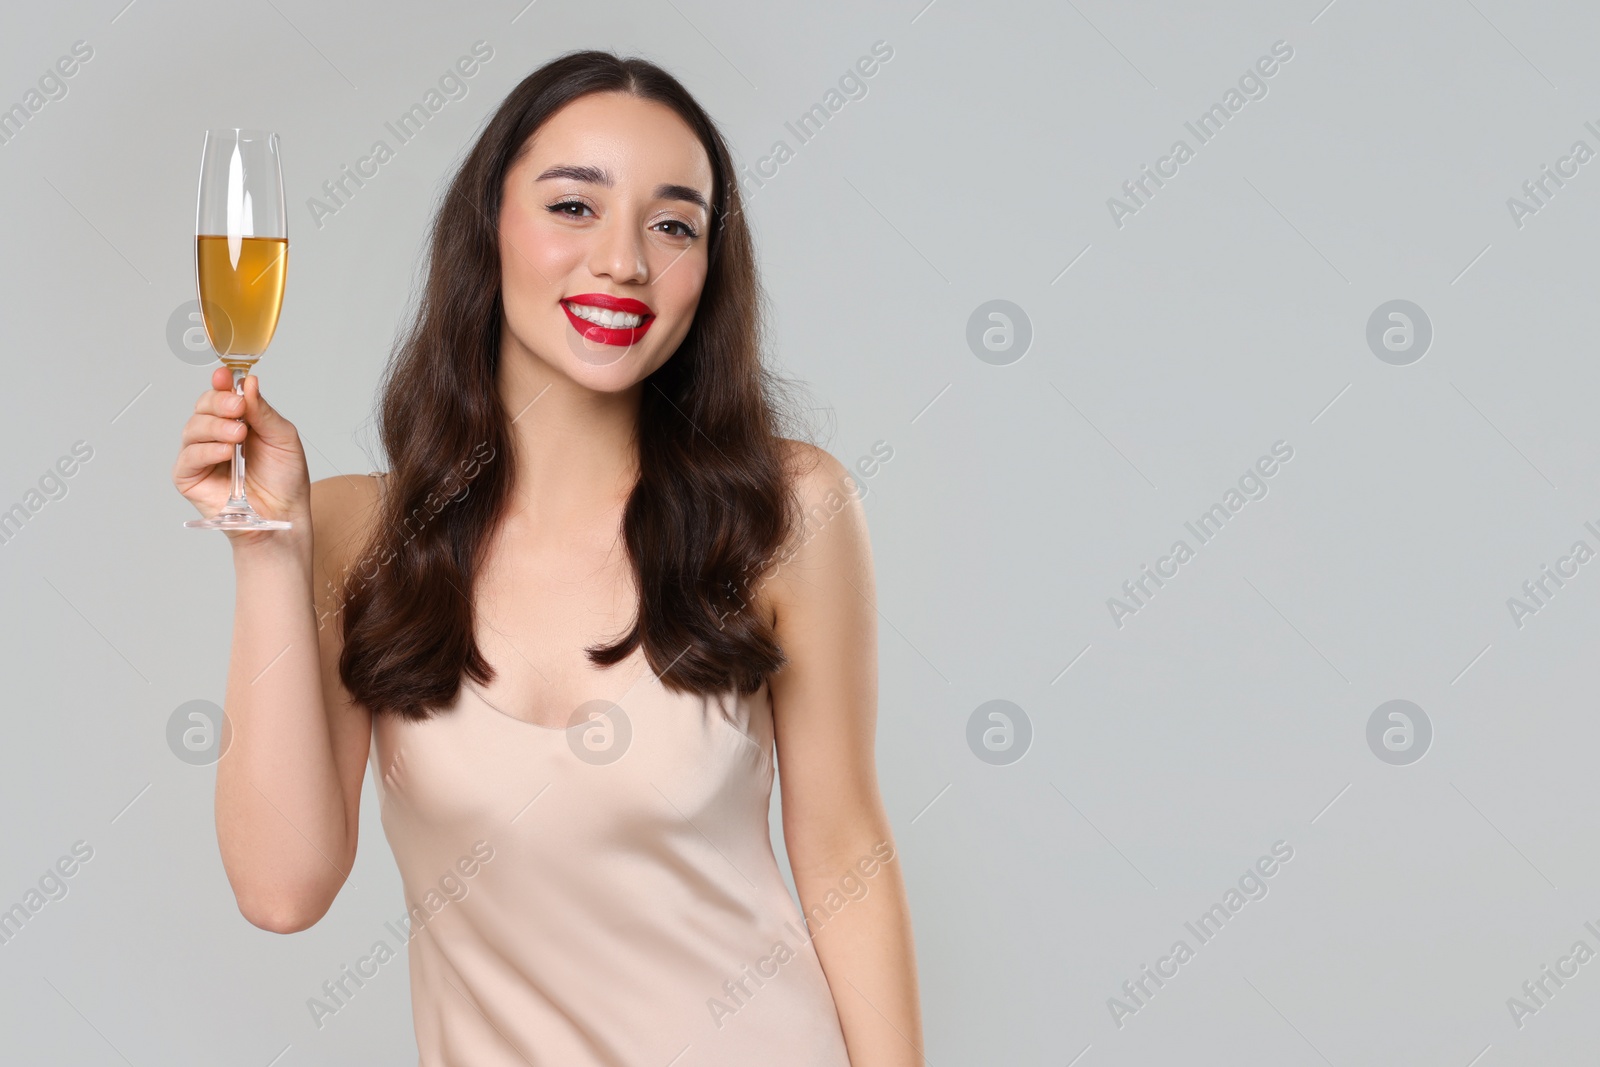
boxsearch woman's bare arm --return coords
[175,370,379,933]
[767,441,925,1067]
[215,473,379,932]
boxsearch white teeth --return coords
[565,301,644,328]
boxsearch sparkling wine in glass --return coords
[184,128,291,531]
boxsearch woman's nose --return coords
[589,218,648,285]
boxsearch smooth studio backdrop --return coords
[3,1,1600,1063]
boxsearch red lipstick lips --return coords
[561,293,655,347]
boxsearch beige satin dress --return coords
[367,642,853,1066]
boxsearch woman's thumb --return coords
[241,374,285,431]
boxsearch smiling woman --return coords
[175,48,922,1067]
[494,91,715,385]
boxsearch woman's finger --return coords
[194,388,246,418]
[173,439,236,479]
[179,412,248,447]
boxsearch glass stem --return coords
[228,367,250,509]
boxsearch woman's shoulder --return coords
[763,437,876,641]
[776,437,844,488]
[308,472,388,584]
[309,470,388,520]
[776,438,862,511]
[769,437,872,567]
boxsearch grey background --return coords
[2,0,1597,1063]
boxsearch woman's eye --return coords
[547,201,696,239]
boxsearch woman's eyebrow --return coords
[536,163,708,213]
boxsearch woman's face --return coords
[497,91,715,388]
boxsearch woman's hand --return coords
[172,367,311,549]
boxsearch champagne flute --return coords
[184,128,291,530]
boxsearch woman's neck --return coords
[496,348,641,531]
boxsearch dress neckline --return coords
[461,644,659,732]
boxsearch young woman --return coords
[172,50,922,1066]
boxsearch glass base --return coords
[185,505,291,530]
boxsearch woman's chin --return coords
[557,348,656,394]
[507,328,665,392]
[567,334,640,369]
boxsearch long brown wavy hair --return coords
[339,49,811,721]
